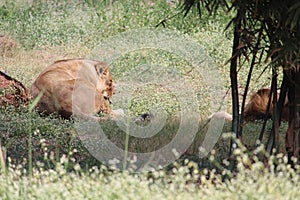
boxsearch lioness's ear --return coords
[95,62,109,76]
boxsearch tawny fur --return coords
[30,58,116,119]
[208,111,233,121]
[209,88,289,123]
[244,88,289,121]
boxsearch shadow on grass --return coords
[0,106,288,172]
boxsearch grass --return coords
[0,142,299,199]
[0,0,298,199]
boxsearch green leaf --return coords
[28,89,44,112]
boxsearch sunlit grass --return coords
[0,139,299,199]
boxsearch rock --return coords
[0,35,18,57]
[0,71,28,107]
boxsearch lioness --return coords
[210,88,290,122]
[30,58,121,120]
[244,88,289,122]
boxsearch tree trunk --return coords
[229,16,241,156]
[286,68,300,163]
[266,68,279,154]
[295,69,300,159]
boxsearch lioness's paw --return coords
[208,111,232,121]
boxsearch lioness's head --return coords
[95,61,115,104]
[244,88,289,121]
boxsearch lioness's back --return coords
[30,58,114,119]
